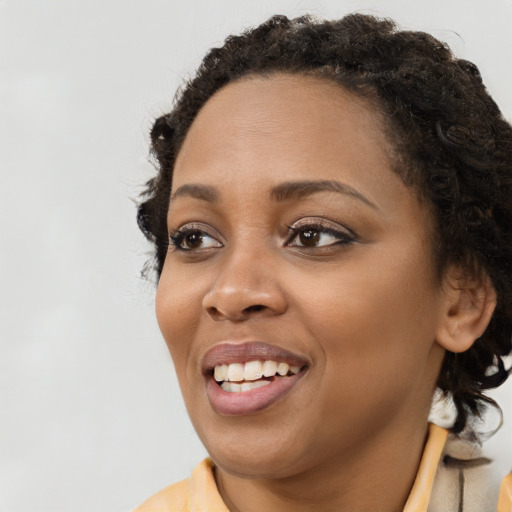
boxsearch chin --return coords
[207,444,307,480]
[191,410,316,480]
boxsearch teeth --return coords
[214,364,228,382]
[243,360,263,381]
[221,382,241,392]
[277,362,290,376]
[227,363,244,382]
[262,360,278,377]
[222,380,271,393]
[214,360,302,383]
[241,380,271,392]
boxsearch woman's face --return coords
[156,74,447,478]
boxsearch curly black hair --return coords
[137,13,512,434]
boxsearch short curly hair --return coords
[138,13,512,434]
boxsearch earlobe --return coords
[436,268,497,353]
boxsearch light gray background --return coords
[1,1,511,511]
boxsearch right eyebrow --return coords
[170,184,219,203]
[270,179,379,211]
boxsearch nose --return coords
[202,249,288,322]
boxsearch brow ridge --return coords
[170,179,377,210]
[170,184,219,203]
[270,180,378,209]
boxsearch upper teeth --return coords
[214,360,301,382]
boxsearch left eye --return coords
[170,228,222,251]
[286,224,354,248]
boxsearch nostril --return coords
[202,283,287,321]
[204,306,225,322]
[243,304,266,314]
[205,303,268,322]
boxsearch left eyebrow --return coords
[270,180,379,210]
[170,183,219,203]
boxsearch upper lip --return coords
[201,341,309,374]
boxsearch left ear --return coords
[436,266,497,353]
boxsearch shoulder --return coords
[499,472,512,512]
[429,432,508,512]
[133,478,189,512]
[132,458,228,512]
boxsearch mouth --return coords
[202,342,309,415]
[213,360,302,392]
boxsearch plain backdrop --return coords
[1,1,511,511]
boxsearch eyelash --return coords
[285,221,356,248]
[169,220,356,252]
[169,225,222,252]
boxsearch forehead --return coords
[173,73,394,190]
[168,72,435,270]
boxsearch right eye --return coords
[169,226,223,251]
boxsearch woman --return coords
[135,13,512,512]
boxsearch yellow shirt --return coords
[135,423,512,512]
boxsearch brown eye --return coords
[286,222,356,248]
[170,227,223,252]
[184,231,204,249]
[299,229,320,247]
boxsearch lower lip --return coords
[205,372,305,416]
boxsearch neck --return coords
[215,416,431,512]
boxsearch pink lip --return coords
[201,341,308,372]
[201,341,309,416]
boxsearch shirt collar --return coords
[403,422,450,512]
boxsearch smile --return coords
[202,342,309,415]
[214,360,302,392]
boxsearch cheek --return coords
[291,242,441,389]
[155,262,206,376]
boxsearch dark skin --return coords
[154,74,496,511]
